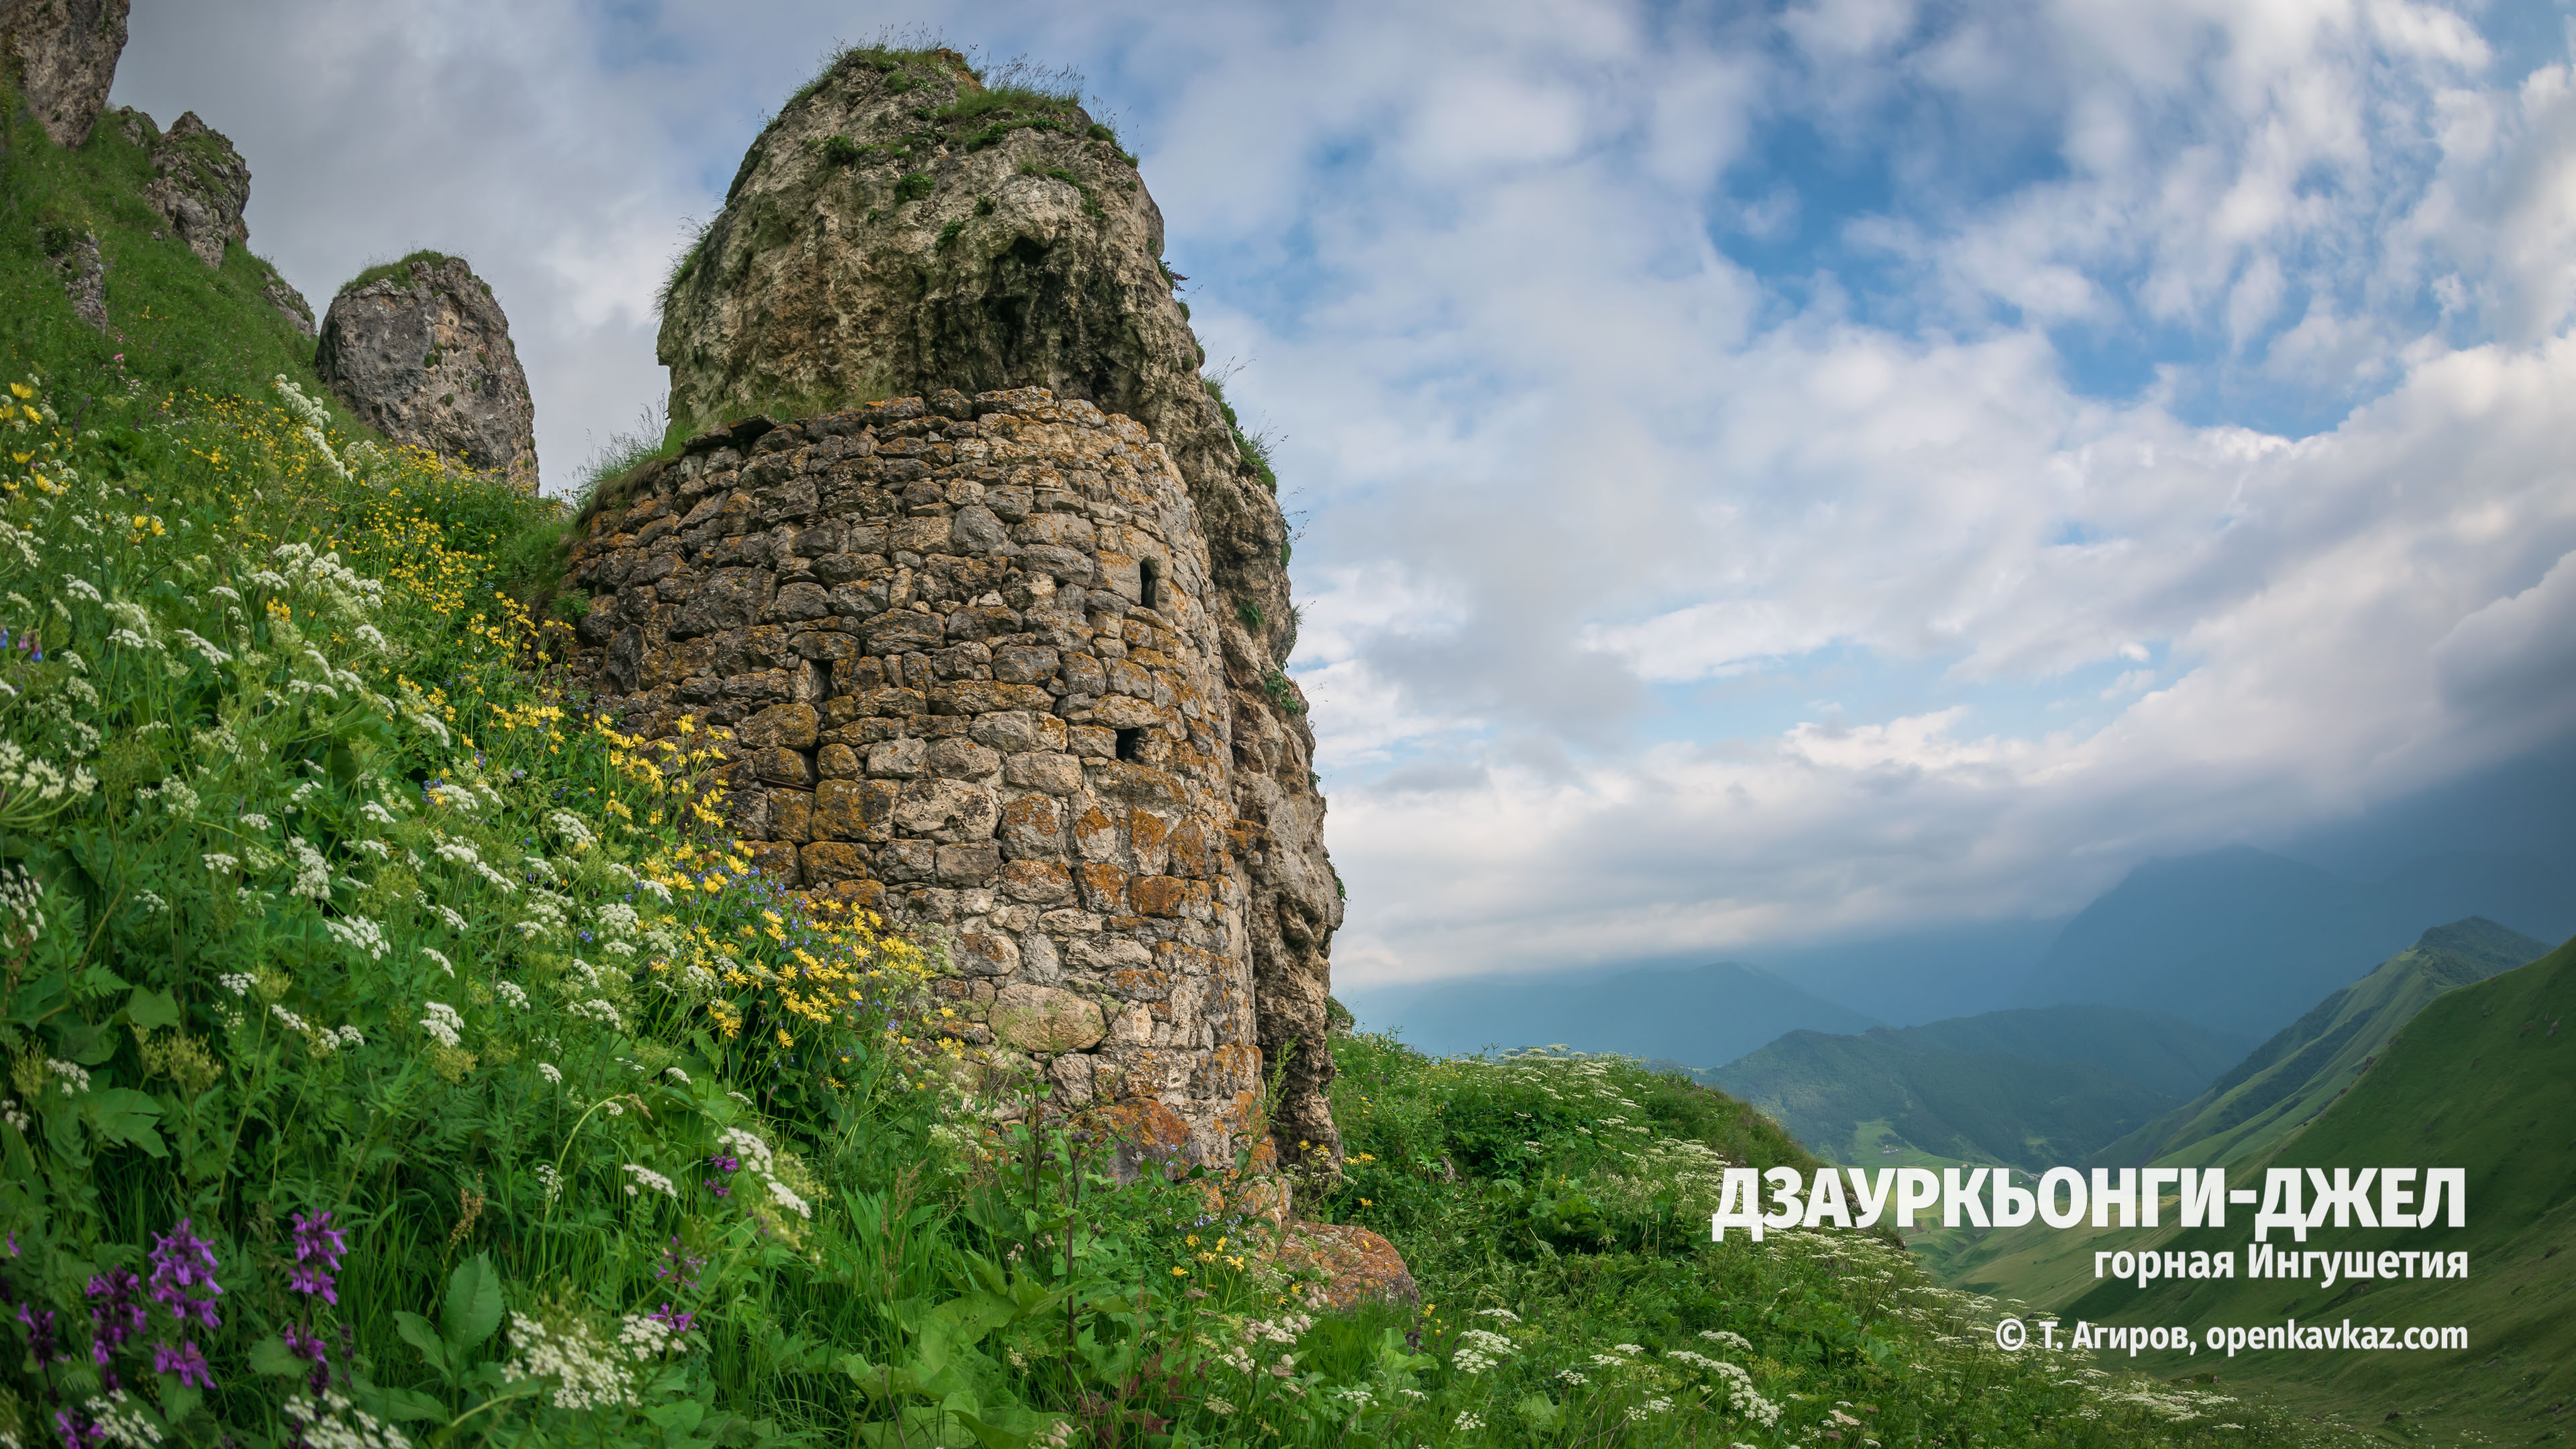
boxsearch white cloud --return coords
[102,0,2576,993]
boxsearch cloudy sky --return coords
[112,0,2576,989]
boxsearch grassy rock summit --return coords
[655,41,1340,1171]
[317,252,539,493]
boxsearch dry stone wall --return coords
[566,386,1269,1169]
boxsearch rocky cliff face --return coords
[651,46,1344,1171]
[143,111,248,268]
[316,255,538,492]
[1,0,129,148]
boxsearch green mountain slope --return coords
[1707,1006,2246,1170]
[2059,930,2576,1443]
[2093,917,2545,1170]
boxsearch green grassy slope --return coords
[2093,918,2546,1171]
[1913,921,2553,1339]
[1707,1004,2247,1171]
[0,103,335,421]
[2058,932,2576,1444]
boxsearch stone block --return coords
[767,581,832,621]
[998,793,1065,861]
[879,839,934,882]
[956,920,1021,976]
[989,984,1106,1053]
[1131,875,1195,918]
[926,737,1002,780]
[1067,724,1115,758]
[895,778,1000,842]
[1076,862,1130,914]
[746,840,802,883]
[999,860,1074,903]
[813,777,896,842]
[771,789,813,843]
[1072,804,1122,863]
[800,841,870,884]
[1004,751,1083,796]
[935,842,1002,885]
[867,737,927,777]
[865,610,946,653]
[969,710,1042,752]
[754,747,815,788]
[817,742,862,779]
[932,680,1056,716]
[992,645,1061,684]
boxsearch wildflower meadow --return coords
[0,358,2363,1448]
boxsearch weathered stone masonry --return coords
[566,386,1269,1167]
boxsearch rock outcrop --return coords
[316,255,538,492]
[564,389,1268,1169]
[1,0,129,148]
[653,45,1344,1172]
[52,229,104,329]
[109,106,315,335]
[143,111,249,268]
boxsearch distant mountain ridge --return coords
[1342,960,1875,1067]
[2088,916,2546,1169]
[2015,845,2572,1037]
[1705,1005,2251,1170]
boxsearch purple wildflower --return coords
[154,1339,214,1389]
[653,1238,705,1291]
[86,1268,144,1364]
[147,1218,223,1330]
[648,1303,696,1334]
[286,1263,337,1305]
[290,1210,347,1271]
[281,1322,330,1395]
[54,1407,107,1449]
[16,1300,60,1367]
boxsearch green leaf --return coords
[250,1333,307,1377]
[349,1379,447,1423]
[441,1253,505,1348]
[1515,1394,1564,1431]
[124,987,181,1030]
[80,1087,165,1157]
[393,1311,451,1375]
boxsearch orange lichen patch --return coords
[1270,1223,1418,1313]
[1088,1095,1196,1175]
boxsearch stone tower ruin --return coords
[571,44,1343,1170]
